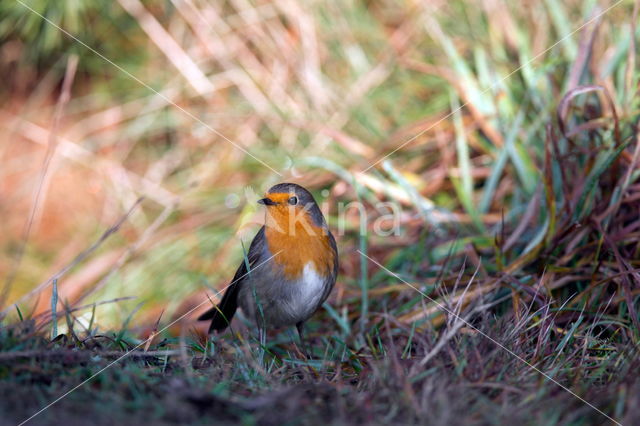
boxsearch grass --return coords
[1,299,638,424]
[1,0,640,424]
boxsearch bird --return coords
[197,183,338,356]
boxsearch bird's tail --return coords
[197,283,239,332]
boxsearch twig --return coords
[0,198,144,316]
[0,349,180,362]
[76,203,175,303]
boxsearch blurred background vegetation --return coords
[3,1,640,424]
[0,0,638,340]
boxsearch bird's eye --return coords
[288,196,298,205]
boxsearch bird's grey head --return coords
[258,183,326,227]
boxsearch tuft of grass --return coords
[50,278,58,340]
[1,289,639,424]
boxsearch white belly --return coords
[288,262,326,317]
[239,261,328,327]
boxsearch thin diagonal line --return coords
[18,250,283,426]
[15,0,282,177]
[360,0,626,174]
[357,250,621,426]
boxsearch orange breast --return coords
[265,210,335,280]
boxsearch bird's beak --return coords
[258,197,277,206]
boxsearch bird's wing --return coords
[230,225,267,284]
[197,226,266,330]
[319,230,339,305]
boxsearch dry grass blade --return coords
[0,55,78,311]
[557,85,620,143]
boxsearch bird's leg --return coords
[296,322,311,359]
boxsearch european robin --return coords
[198,183,338,354]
